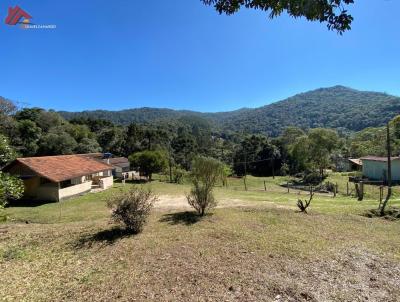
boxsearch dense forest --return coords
[59,86,400,136]
[2,89,400,182]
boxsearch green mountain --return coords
[59,86,400,136]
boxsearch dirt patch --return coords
[154,195,294,211]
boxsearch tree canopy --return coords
[201,0,354,33]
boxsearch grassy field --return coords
[1,174,400,301]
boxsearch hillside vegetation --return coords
[60,86,400,136]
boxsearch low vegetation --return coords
[296,190,314,214]
[107,187,157,234]
[186,156,224,216]
[1,176,400,301]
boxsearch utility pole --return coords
[244,152,248,191]
[380,122,392,216]
[168,142,173,183]
[272,158,275,179]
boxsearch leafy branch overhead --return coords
[202,0,354,33]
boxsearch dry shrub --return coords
[107,187,157,234]
[297,191,314,214]
[187,183,216,216]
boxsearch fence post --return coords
[287,182,290,193]
[244,177,247,191]
[347,182,349,196]
[360,182,364,200]
[264,180,266,191]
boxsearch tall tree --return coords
[307,128,339,177]
[17,120,42,156]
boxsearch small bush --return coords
[172,166,186,184]
[187,156,223,216]
[187,183,216,216]
[303,171,324,185]
[107,187,157,234]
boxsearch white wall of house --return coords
[99,175,113,190]
[58,181,93,201]
[362,159,400,181]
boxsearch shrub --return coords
[303,171,324,185]
[0,172,24,222]
[107,187,157,234]
[187,182,216,216]
[280,163,289,176]
[172,166,186,184]
[187,156,223,216]
[297,190,314,214]
[0,172,24,208]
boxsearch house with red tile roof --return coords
[3,155,114,202]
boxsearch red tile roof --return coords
[361,156,400,162]
[10,155,112,183]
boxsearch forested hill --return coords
[59,86,400,136]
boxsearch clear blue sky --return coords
[1,0,399,112]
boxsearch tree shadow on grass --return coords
[159,211,212,226]
[6,199,56,208]
[73,226,134,249]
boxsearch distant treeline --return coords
[1,92,400,178]
[59,86,400,136]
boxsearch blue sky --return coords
[0,0,399,112]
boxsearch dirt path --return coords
[154,194,296,210]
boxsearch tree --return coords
[289,135,311,173]
[0,136,23,213]
[124,123,145,155]
[0,135,16,168]
[233,135,281,176]
[0,97,18,138]
[76,138,102,154]
[0,172,24,209]
[129,150,168,181]
[17,120,42,156]
[171,127,197,170]
[97,127,125,155]
[0,96,18,116]
[307,128,339,177]
[281,127,305,145]
[187,156,224,216]
[202,0,354,34]
[38,130,78,155]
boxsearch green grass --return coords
[2,173,400,301]
[5,174,400,223]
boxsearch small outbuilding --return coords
[105,157,136,178]
[361,156,400,182]
[335,157,362,172]
[3,155,114,202]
